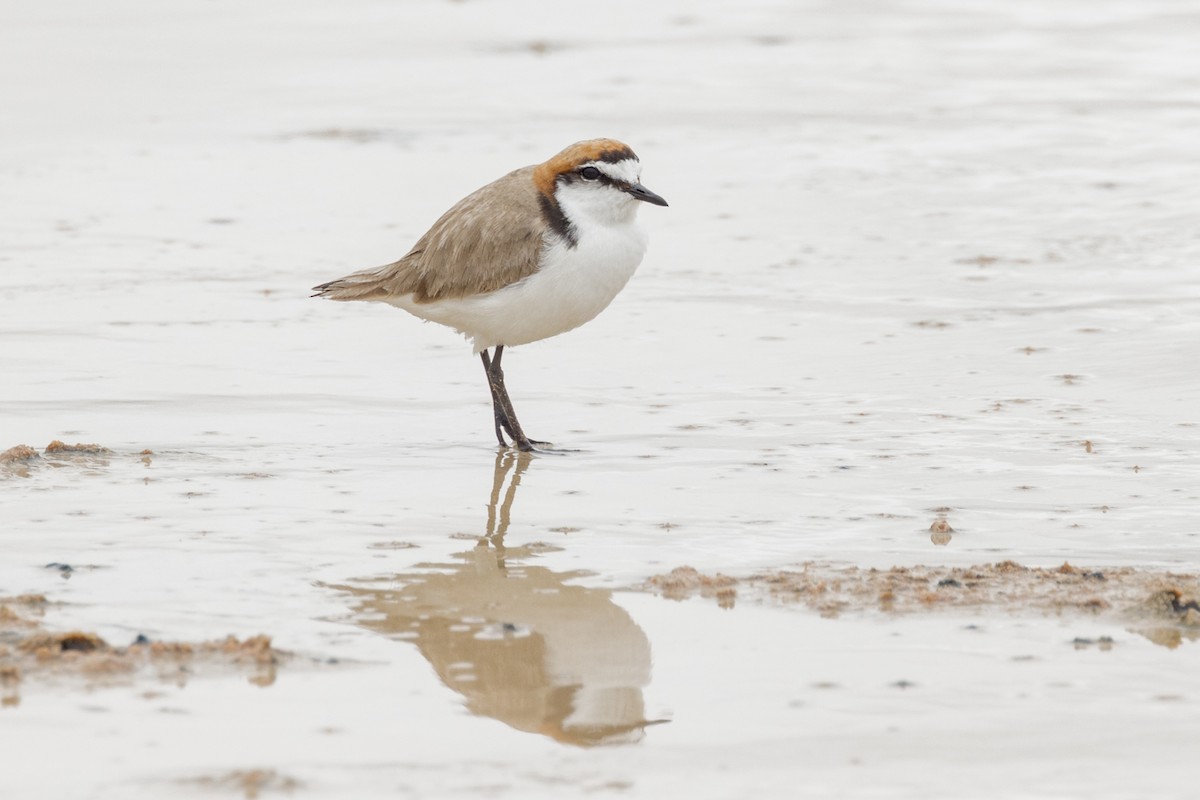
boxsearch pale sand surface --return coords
[2,0,1200,797]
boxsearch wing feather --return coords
[312,166,547,303]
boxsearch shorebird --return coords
[312,138,667,452]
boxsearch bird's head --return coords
[534,139,668,227]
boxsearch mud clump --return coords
[0,594,286,705]
[20,630,107,655]
[1,445,41,463]
[1128,589,1200,649]
[648,566,738,609]
[642,561,1200,644]
[1134,588,1200,621]
[929,517,954,546]
[44,440,112,455]
[1,445,42,478]
[3,441,156,478]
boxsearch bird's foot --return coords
[512,437,552,453]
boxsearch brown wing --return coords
[312,166,547,304]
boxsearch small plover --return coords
[313,138,667,451]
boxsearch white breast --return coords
[387,219,648,354]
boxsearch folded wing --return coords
[312,166,548,304]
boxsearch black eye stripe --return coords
[564,166,630,189]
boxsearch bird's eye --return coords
[579,166,601,181]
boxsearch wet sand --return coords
[3,0,1200,797]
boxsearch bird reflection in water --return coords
[335,450,663,746]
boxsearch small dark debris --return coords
[1170,596,1200,614]
[59,633,104,653]
[1072,636,1115,650]
[132,634,152,646]
[937,578,961,588]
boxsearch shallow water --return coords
[3,0,1200,797]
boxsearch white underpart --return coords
[385,158,650,354]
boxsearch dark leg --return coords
[486,346,533,451]
[480,349,510,447]
[482,346,548,451]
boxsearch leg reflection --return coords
[485,448,531,566]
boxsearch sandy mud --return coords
[0,592,288,708]
[648,561,1200,646]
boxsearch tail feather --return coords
[311,270,389,301]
